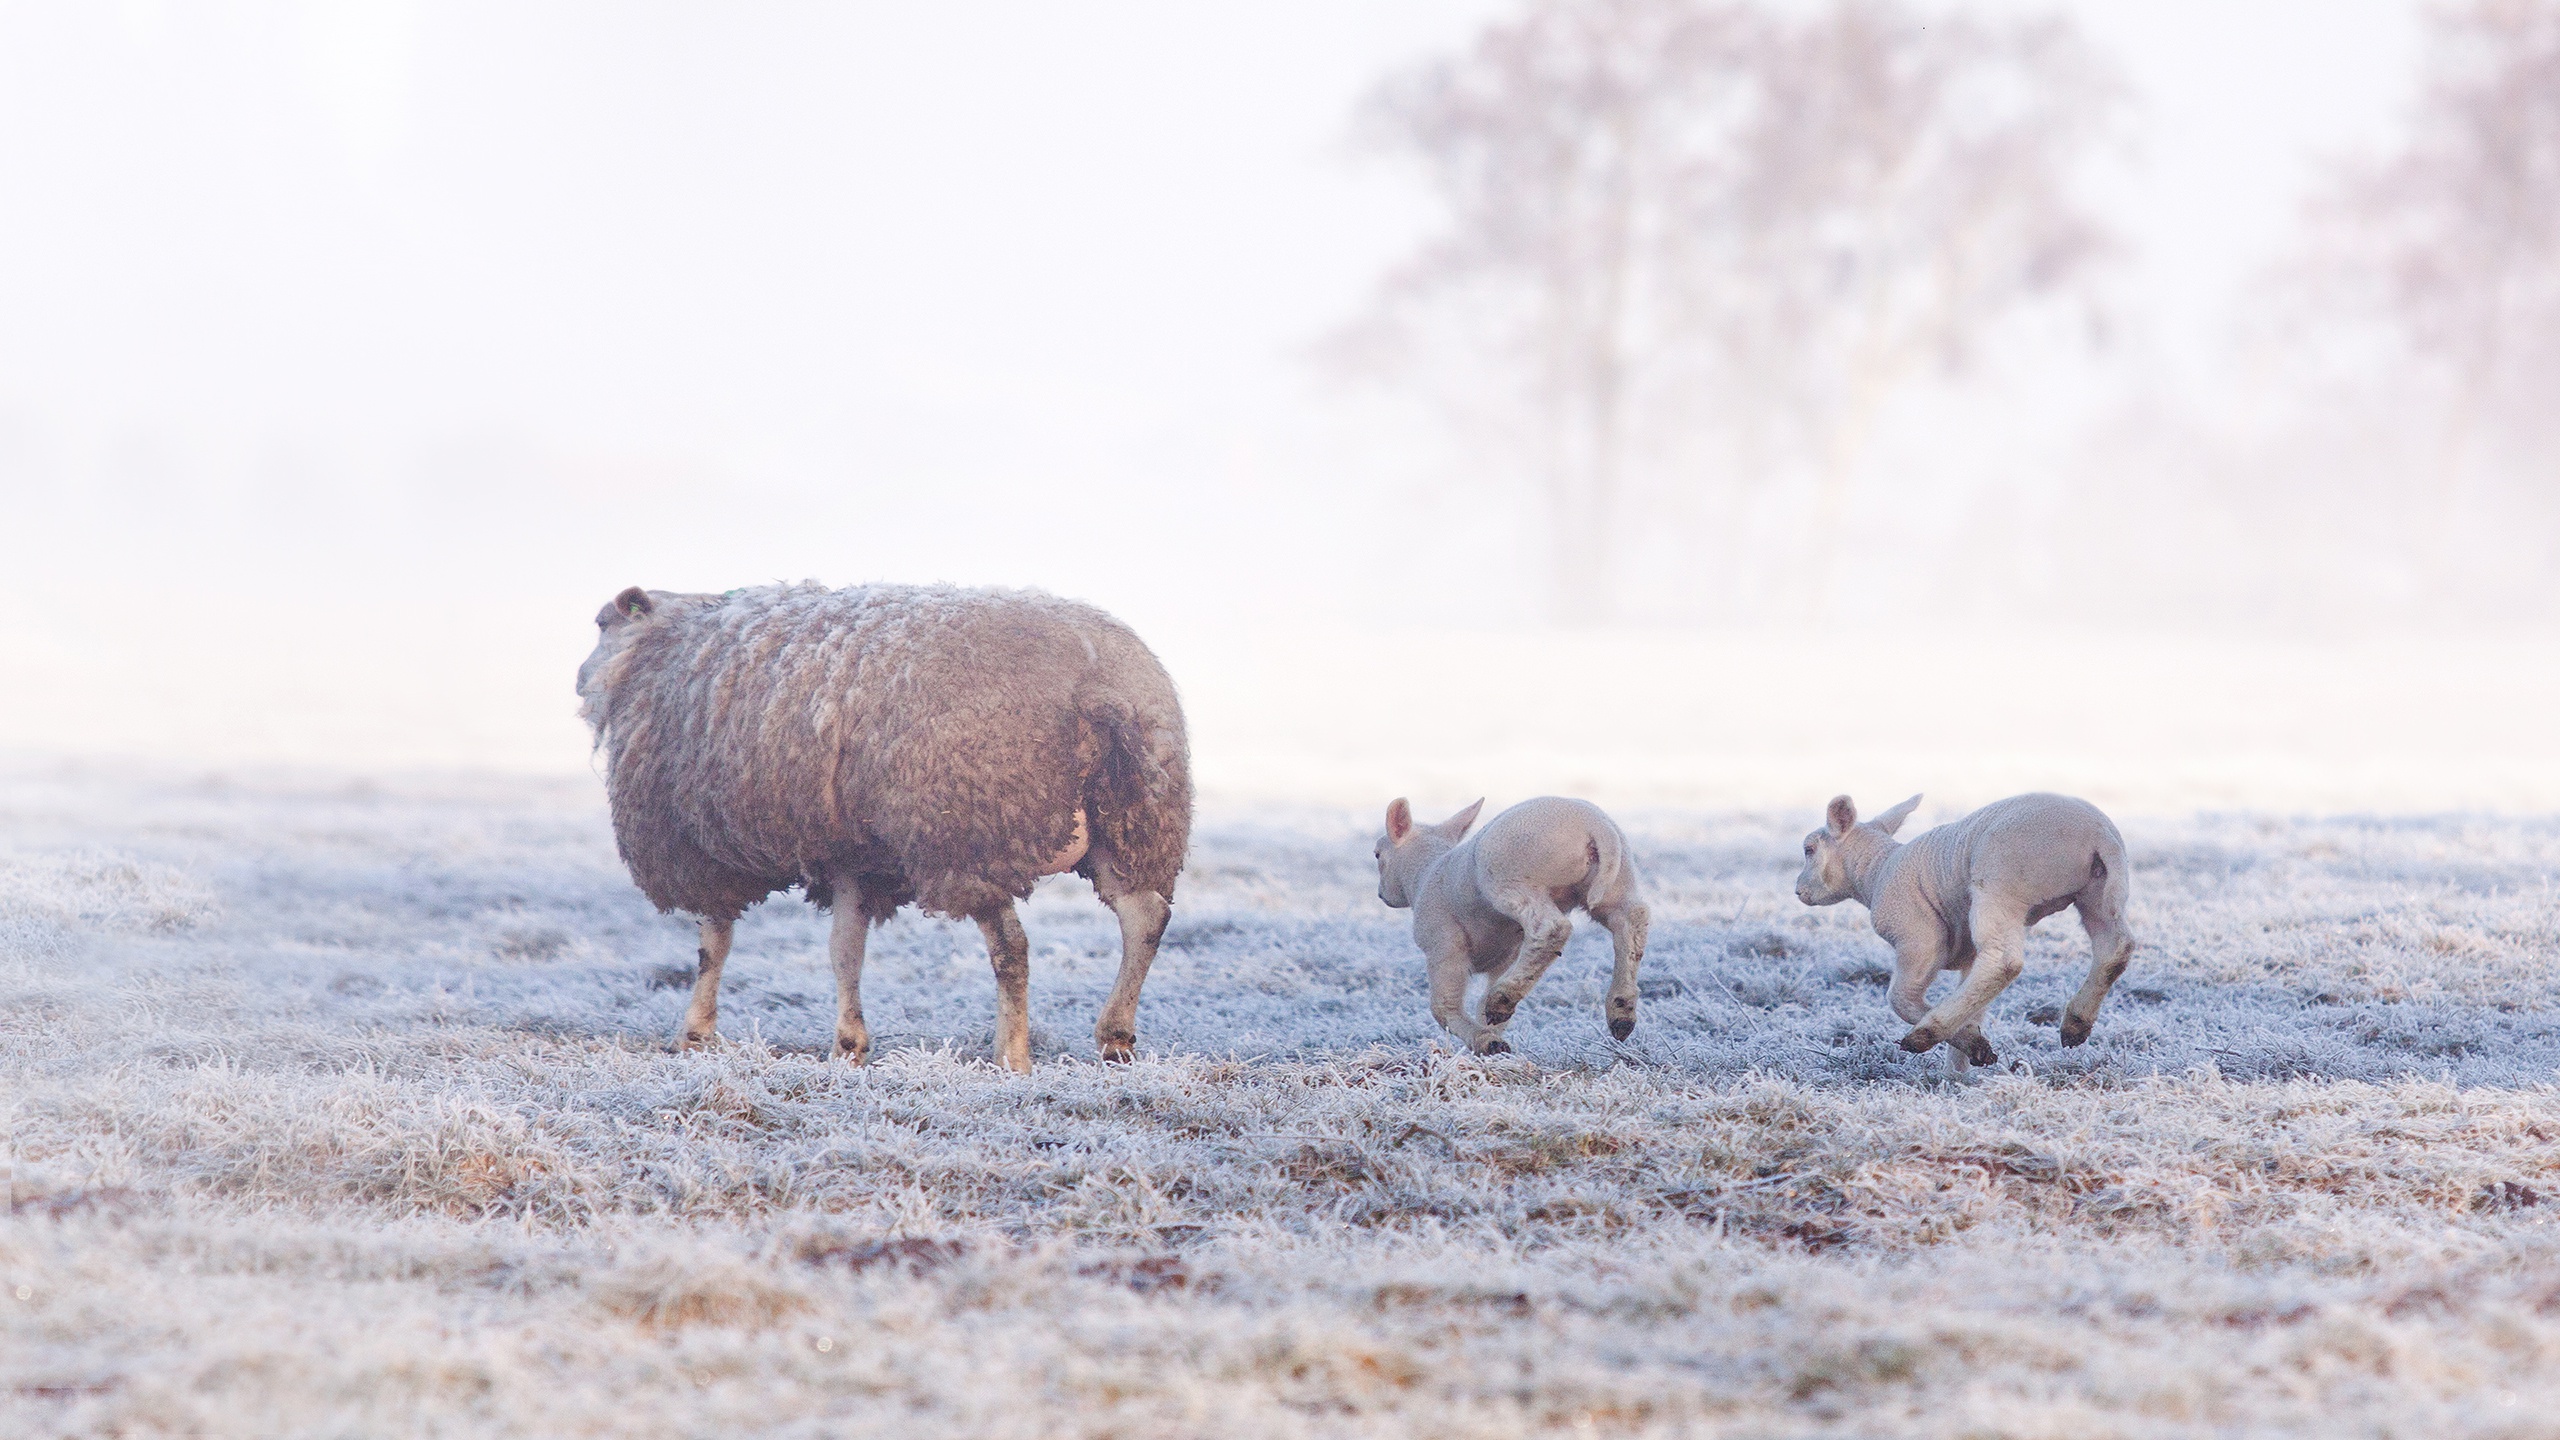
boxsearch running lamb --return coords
[1794,792,2135,1071]
[1373,796,1650,1055]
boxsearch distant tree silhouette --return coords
[1339,0,2121,623]
[2299,0,2560,508]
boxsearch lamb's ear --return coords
[1385,798,1413,843]
[609,586,654,623]
[1872,793,1922,835]
[1441,798,1486,839]
[1825,795,1857,836]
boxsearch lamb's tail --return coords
[1584,830,1625,905]
[2089,839,2130,916]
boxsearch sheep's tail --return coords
[2090,827,2131,917]
[1583,829,1624,903]
[1076,686,1194,896]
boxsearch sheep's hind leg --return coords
[827,899,873,1065]
[976,902,1034,1073]
[1088,852,1168,1064]
[1594,900,1649,1040]
[2061,901,2134,1047]
[679,917,732,1050]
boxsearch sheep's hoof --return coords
[829,1037,870,1065]
[1097,1036,1136,1064]
[1899,1026,1941,1054]
[1480,1038,1512,1056]
[1482,994,1519,1025]
[1961,1033,1997,1066]
[1608,1017,1635,1040]
[2059,1017,2093,1047]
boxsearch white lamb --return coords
[1373,796,1650,1054]
[1794,792,2135,1070]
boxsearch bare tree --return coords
[1340,0,2121,622]
[2297,0,2560,511]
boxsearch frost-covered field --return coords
[7,766,2560,1438]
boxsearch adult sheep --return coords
[577,581,1192,1072]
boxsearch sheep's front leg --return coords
[1945,1013,1996,1071]
[827,902,872,1065]
[975,902,1034,1073]
[1594,900,1649,1040]
[1904,892,2026,1057]
[1089,852,1168,1064]
[1481,894,1572,1028]
[1424,931,1506,1055]
[1882,928,1992,1066]
[679,917,732,1050]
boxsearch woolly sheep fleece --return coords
[10,768,2560,1436]
[577,582,1192,922]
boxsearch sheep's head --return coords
[1795,793,1920,905]
[1374,796,1484,908]
[577,586,668,738]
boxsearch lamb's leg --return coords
[975,902,1034,1073]
[1480,893,1573,1027]
[1904,891,2025,1056]
[1883,929,1991,1066]
[679,917,732,1050]
[1088,852,1168,1064]
[2061,901,2134,1047]
[826,901,872,1065]
[1427,936,1508,1054]
[1593,900,1649,1040]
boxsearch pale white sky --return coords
[0,1,2484,786]
[2,0,2426,604]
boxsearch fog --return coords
[4,0,2551,807]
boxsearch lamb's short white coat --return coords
[1373,795,1650,1054]
[1795,792,2135,1071]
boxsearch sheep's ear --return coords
[1441,798,1486,839]
[1872,794,1922,835]
[1825,795,1857,836]
[606,586,654,624]
[1385,798,1413,843]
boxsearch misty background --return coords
[4,0,2554,813]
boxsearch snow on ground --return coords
[6,764,2560,1436]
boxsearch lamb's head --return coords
[577,586,673,739]
[1795,793,1921,905]
[1374,796,1484,908]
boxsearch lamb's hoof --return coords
[1482,994,1519,1025]
[829,1038,870,1065]
[677,1031,714,1052]
[1899,1026,1941,1055]
[1608,1017,1635,1040]
[1961,1034,1997,1067]
[2059,1017,2093,1047]
[1097,1036,1136,1064]
[1480,1038,1512,1056]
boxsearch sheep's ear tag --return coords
[615,586,653,621]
